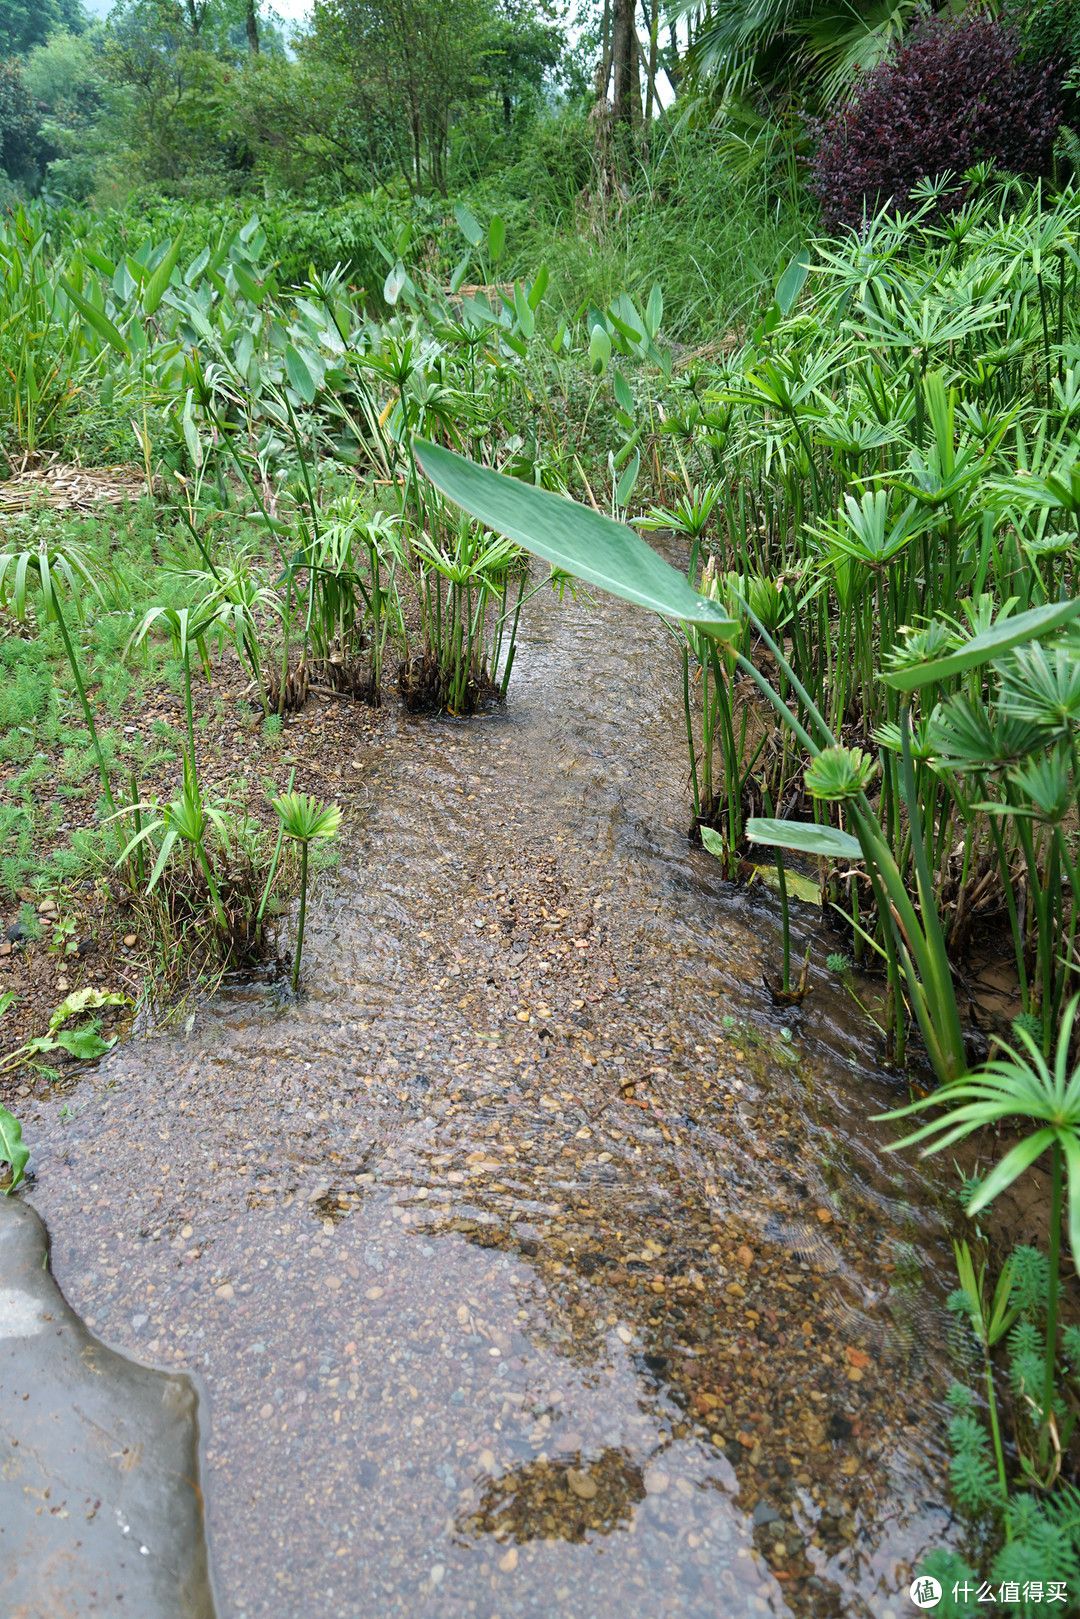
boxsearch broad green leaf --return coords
[383,261,407,306]
[699,826,726,861]
[488,214,506,264]
[884,598,1080,691]
[184,245,210,284]
[182,410,203,468]
[745,817,863,860]
[230,259,264,307]
[414,439,739,637]
[588,323,611,376]
[83,246,115,277]
[612,369,635,417]
[645,282,663,339]
[513,282,535,339]
[0,1105,28,1192]
[528,264,549,310]
[455,203,483,247]
[48,989,128,1032]
[51,1028,116,1061]
[616,451,640,509]
[775,245,811,316]
[59,277,130,359]
[0,991,14,1019]
[284,344,317,405]
[449,255,470,294]
[752,864,822,904]
[143,233,185,316]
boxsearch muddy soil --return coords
[13,546,965,1617]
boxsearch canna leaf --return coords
[488,214,506,264]
[746,817,863,860]
[455,203,483,247]
[528,264,549,310]
[774,245,811,316]
[612,370,635,418]
[383,262,407,306]
[588,323,611,376]
[284,344,317,405]
[230,259,265,306]
[414,439,739,638]
[884,599,1080,691]
[143,233,185,316]
[645,282,663,339]
[58,277,130,358]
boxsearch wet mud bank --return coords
[16,558,960,1617]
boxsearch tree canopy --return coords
[0,0,86,57]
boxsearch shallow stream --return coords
[23,546,958,1617]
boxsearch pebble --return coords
[498,1547,518,1573]
[259,1403,274,1420]
[615,1325,633,1344]
[735,1245,754,1268]
[215,1283,235,1301]
[816,1208,833,1224]
[123,934,137,948]
[478,1448,496,1472]
[365,1285,384,1300]
[643,1468,669,1495]
[567,1468,598,1500]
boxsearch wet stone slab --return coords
[0,1197,215,1619]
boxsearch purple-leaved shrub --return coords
[811,15,1064,231]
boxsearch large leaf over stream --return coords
[413,439,740,637]
[745,817,863,859]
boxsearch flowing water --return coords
[22,545,959,1618]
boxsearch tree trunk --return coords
[643,0,659,124]
[611,0,639,127]
[246,0,259,55]
[594,0,612,100]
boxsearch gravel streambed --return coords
[17,551,956,1617]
